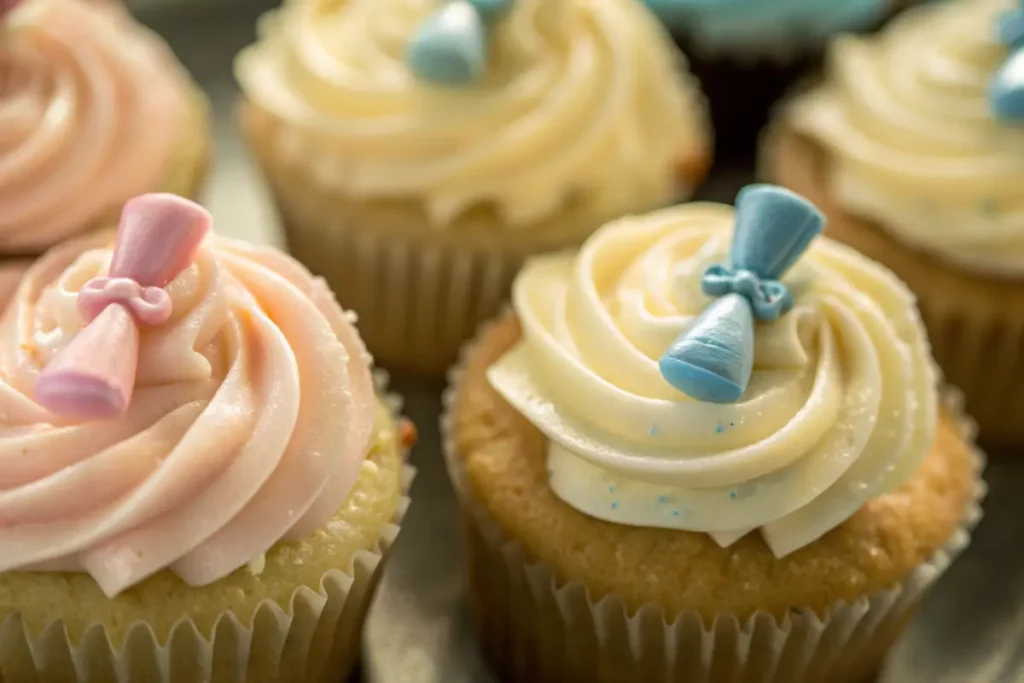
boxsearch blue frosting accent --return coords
[641,0,886,50]
[658,185,825,404]
[992,2,1024,121]
[408,0,514,86]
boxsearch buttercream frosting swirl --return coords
[0,233,376,597]
[235,0,706,229]
[488,203,937,556]
[0,0,187,251]
[646,0,885,55]
[785,0,1024,276]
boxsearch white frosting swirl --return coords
[235,0,707,230]
[785,0,1024,276]
[488,203,937,556]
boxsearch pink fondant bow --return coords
[34,193,212,420]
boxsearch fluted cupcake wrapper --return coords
[0,372,414,683]
[441,318,986,683]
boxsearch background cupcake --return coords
[0,0,210,255]
[641,0,898,155]
[444,187,984,683]
[0,195,413,683]
[764,0,1024,446]
[235,0,711,377]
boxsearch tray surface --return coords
[136,2,1018,681]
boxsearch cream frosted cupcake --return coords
[764,0,1024,445]
[235,0,712,376]
[0,0,210,255]
[0,195,414,683]
[444,186,984,683]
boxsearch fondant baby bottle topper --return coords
[992,0,1024,121]
[34,194,212,420]
[408,0,515,85]
[659,184,824,403]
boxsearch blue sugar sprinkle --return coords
[716,425,724,434]
[649,424,659,436]
[658,495,667,504]
[672,510,681,517]
[729,490,738,499]
[608,485,615,493]
[611,502,619,510]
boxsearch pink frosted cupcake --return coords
[0,0,209,255]
[0,194,413,683]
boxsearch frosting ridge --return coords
[235,0,707,229]
[786,0,1024,276]
[0,232,375,597]
[0,0,188,251]
[488,202,937,556]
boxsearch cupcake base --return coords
[0,389,414,683]
[442,314,985,683]
[763,126,1024,448]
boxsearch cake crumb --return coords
[399,419,418,448]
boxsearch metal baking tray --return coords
[135,1,1020,680]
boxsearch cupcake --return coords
[0,0,210,255]
[444,185,984,683]
[764,0,1024,446]
[0,194,414,682]
[235,0,712,376]
[640,0,896,155]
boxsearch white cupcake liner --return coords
[441,317,986,683]
[0,375,415,683]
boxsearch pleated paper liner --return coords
[239,99,712,378]
[441,317,987,683]
[0,374,415,683]
[759,121,1024,448]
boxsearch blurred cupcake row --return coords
[0,0,1016,681]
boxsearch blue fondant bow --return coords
[407,0,515,85]
[657,185,825,404]
[991,1,1024,121]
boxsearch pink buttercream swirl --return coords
[0,0,186,251]
[0,233,377,598]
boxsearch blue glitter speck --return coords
[658,495,667,504]
[611,502,619,510]
[649,424,659,436]
[608,485,615,493]
[729,490,738,499]
[672,510,681,517]
[716,425,724,434]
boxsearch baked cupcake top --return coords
[784,0,1024,277]
[488,185,937,556]
[0,0,191,252]
[234,0,708,231]
[642,0,886,56]
[0,194,377,598]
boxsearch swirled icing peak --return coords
[0,0,190,251]
[0,201,377,597]
[785,0,1024,276]
[488,196,937,556]
[234,0,707,229]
